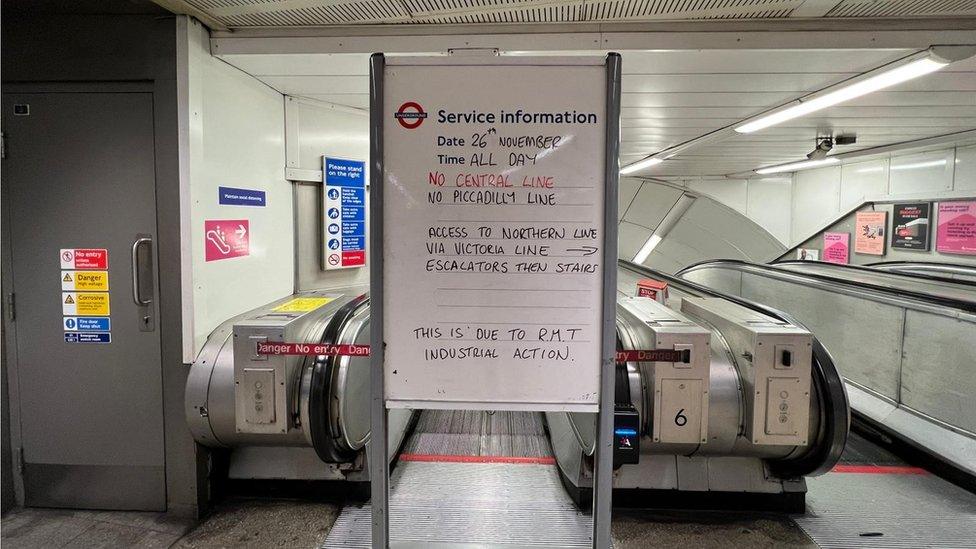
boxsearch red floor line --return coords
[398,453,556,465]
[831,464,928,475]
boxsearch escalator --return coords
[773,259,976,306]
[186,288,415,483]
[674,259,976,481]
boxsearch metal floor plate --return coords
[323,411,591,548]
[794,471,976,548]
[402,410,554,458]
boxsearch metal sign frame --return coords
[369,52,621,548]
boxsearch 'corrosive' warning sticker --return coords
[61,270,109,291]
[62,292,110,316]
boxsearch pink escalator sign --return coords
[205,219,250,262]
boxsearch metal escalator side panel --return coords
[185,324,232,448]
[619,260,850,477]
[187,290,355,448]
[681,259,976,312]
[333,307,372,451]
[307,293,370,463]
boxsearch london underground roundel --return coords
[394,101,427,129]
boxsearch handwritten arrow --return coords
[566,246,598,257]
[236,225,247,238]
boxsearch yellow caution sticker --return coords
[62,292,110,316]
[272,297,335,313]
[61,270,109,291]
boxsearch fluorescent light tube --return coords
[755,157,839,175]
[620,157,663,175]
[735,57,948,134]
[633,234,662,264]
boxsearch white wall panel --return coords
[618,221,653,262]
[184,22,292,361]
[628,185,785,272]
[747,177,793,245]
[618,177,642,221]
[687,178,748,214]
[679,199,785,262]
[953,144,976,191]
[840,159,887,211]
[622,182,683,230]
[889,149,955,196]
[791,166,840,244]
[290,99,371,291]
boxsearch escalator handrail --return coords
[773,259,976,288]
[677,258,976,314]
[620,259,850,478]
[867,260,976,281]
[307,292,371,463]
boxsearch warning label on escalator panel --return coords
[272,297,336,313]
[204,219,250,261]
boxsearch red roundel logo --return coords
[394,101,427,129]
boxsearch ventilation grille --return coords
[827,0,976,17]
[183,0,976,26]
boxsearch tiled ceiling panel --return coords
[180,0,976,26]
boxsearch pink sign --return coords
[823,232,850,264]
[205,219,250,262]
[854,211,887,256]
[937,201,976,255]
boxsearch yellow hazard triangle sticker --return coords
[64,294,75,304]
[63,273,73,282]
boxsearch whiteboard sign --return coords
[381,57,608,411]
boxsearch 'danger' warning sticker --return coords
[272,297,335,313]
[61,270,109,291]
[62,292,110,316]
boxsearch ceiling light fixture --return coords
[632,235,662,264]
[620,157,664,175]
[755,157,839,175]
[735,46,976,134]
[632,195,696,264]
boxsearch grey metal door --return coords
[2,91,165,510]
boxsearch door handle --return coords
[131,237,153,306]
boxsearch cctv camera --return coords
[807,137,833,160]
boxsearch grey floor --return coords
[4,423,971,548]
[2,503,813,548]
[1,507,192,548]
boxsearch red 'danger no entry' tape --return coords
[256,342,688,364]
[615,349,690,364]
[256,342,371,357]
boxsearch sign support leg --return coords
[369,52,390,549]
[592,52,622,549]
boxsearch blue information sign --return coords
[219,186,267,207]
[65,332,111,344]
[323,157,367,270]
[64,316,111,332]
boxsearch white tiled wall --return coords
[792,166,841,242]
[839,160,887,211]
[747,177,793,244]
[682,144,975,249]
[888,149,955,196]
